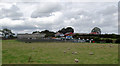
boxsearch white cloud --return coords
[31,2,61,18]
[0,2,118,34]
[0,18,24,27]
[0,0,119,2]
[0,4,23,20]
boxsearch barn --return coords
[17,33,46,40]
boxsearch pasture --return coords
[2,40,118,64]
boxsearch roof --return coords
[89,32,100,34]
[73,33,88,35]
[17,33,46,35]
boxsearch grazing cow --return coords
[89,52,94,55]
[64,51,66,53]
[74,59,79,63]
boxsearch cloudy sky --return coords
[0,1,119,34]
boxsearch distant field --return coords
[2,40,118,64]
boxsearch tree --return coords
[32,30,55,37]
[66,27,74,33]
[91,27,101,34]
[73,33,80,39]
[116,38,120,43]
[58,28,66,34]
[1,28,15,38]
[40,30,55,37]
[58,27,74,34]
[40,30,50,34]
[32,31,40,34]
[111,34,116,38]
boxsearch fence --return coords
[17,38,86,43]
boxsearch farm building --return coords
[17,33,46,40]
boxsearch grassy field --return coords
[2,40,118,64]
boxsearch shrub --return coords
[115,38,120,43]
[105,39,112,43]
[93,37,101,43]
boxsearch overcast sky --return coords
[0,1,118,34]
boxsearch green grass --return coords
[2,40,118,64]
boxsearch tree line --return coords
[0,27,120,43]
[0,27,74,39]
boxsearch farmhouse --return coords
[17,33,46,40]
